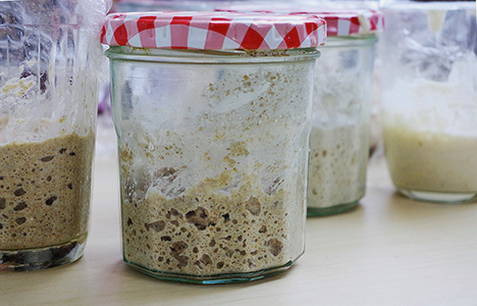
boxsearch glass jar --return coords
[0,0,108,271]
[381,2,477,203]
[297,10,382,217]
[103,12,325,284]
[308,34,377,217]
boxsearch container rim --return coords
[382,1,476,11]
[323,35,378,48]
[105,47,321,64]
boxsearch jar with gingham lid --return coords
[215,7,383,216]
[102,11,326,284]
[298,10,382,217]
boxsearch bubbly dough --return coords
[0,133,94,250]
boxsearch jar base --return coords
[124,258,298,285]
[398,188,477,204]
[0,235,86,272]
[307,201,359,217]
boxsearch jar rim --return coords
[322,35,378,48]
[105,46,320,64]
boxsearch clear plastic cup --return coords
[0,0,108,271]
[381,2,477,203]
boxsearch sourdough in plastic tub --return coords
[0,0,109,271]
[381,2,477,203]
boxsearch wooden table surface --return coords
[1,152,477,306]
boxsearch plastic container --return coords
[111,0,219,12]
[103,11,325,284]
[0,0,109,271]
[381,1,477,203]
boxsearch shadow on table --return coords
[387,190,474,219]
[104,258,295,304]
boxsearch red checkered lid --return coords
[291,10,383,37]
[217,9,383,37]
[101,11,327,50]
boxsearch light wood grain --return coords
[1,154,476,306]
